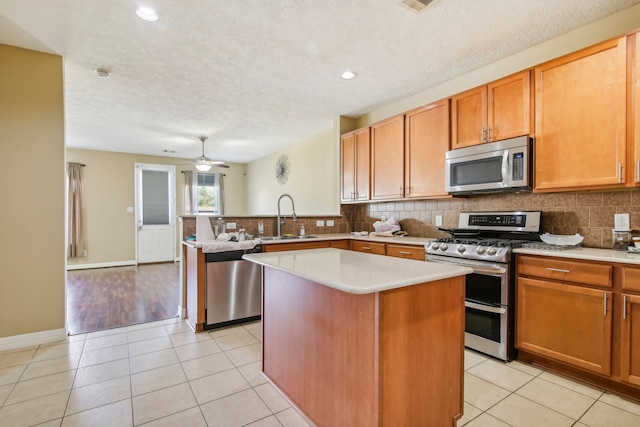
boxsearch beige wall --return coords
[0,45,65,337]
[66,149,247,266]
[246,129,340,215]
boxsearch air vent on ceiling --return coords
[401,0,435,12]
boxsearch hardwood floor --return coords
[66,262,180,335]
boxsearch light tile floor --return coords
[0,318,639,426]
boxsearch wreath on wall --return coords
[275,154,290,185]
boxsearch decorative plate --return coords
[275,154,290,185]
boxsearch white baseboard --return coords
[66,260,137,271]
[0,328,67,352]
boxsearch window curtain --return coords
[67,162,86,258]
[217,173,225,215]
[183,170,197,214]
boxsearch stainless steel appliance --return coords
[205,245,263,329]
[445,136,533,195]
[425,211,542,361]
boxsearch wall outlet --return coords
[327,220,335,227]
[83,250,87,257]
[316,220,325,227]
[126,206,134,213]
[435,215,443,227]
[226,222,236,230]
[614,213,630,231]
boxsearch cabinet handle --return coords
[362,246,371,250]
[636,160,640,183]
[399,251,411,255]
[623,295,628,320]
[355,191,359,200]
[546,267,570,273]
[604,293,608,316]
[481,127,486,142]
[487,127,492,141]
[618,162,623,184]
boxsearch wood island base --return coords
[261,267,465,427]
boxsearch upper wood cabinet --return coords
[371,114,405,200]
[404,100,450,199]
[340,128,370,203]
[451,71,532,149]
[534,37,627,192]
[629,32,640,186]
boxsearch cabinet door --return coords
[631,32,640,185]
[405,100,450,199]
[451,86,486,149]
[371,115,405,200]
[340,132,356,202]
[354,128,370,200]
[534,37,627,192]
[620,293,640,386]
[488,71,532,142]
[516,277,613,375]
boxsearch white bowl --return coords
[539,233,584,246]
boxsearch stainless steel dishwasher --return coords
[204,245,262,329]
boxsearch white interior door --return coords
[135,163,176,263]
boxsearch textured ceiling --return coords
[1,0,639,164]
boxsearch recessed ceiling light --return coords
[136,7,159,22]
[95,68,110,78]
[340,70,357,80]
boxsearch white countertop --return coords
[184,233,435,248]
[242,248,472,294]
[515,247,640,265]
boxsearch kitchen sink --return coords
[261,235,318,240]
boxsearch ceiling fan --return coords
[192,136,229,171]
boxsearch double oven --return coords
[425,211,542,361]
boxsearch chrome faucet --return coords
[277,194,297,239]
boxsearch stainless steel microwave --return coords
[445,136,532,195]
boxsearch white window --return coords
[196,173,222,214]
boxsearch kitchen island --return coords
[243,248,472,427]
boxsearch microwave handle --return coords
[502,150,510,185]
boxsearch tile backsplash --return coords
[347,189,640,249]
[182,189,640,249]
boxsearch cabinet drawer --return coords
[330,240,350,250]
[386,244,425,260]
[621,266,640,292]
[263,241,331,252]
[351,240,386,255]
[517,255,612,288]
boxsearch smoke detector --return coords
[401,0,435,12]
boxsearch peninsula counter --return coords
[243,248,472,427]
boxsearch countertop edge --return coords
[243,248,472,294]
[184,233,434,248]
[514,247,640,265]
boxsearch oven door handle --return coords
[427,255,507,274]
[465,301,507,314]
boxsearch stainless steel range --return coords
[425,211,543,361]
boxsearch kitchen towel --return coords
[202,238,260,253]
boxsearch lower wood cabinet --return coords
[350,240,386,255]
[263,240,331,252]
[516,276,613,375]
[621,293,640,386]
[517,255,640,399]
[386,243,425,260]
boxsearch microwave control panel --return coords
[512,152,524,181]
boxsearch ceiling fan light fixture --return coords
[195,160,212,172]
